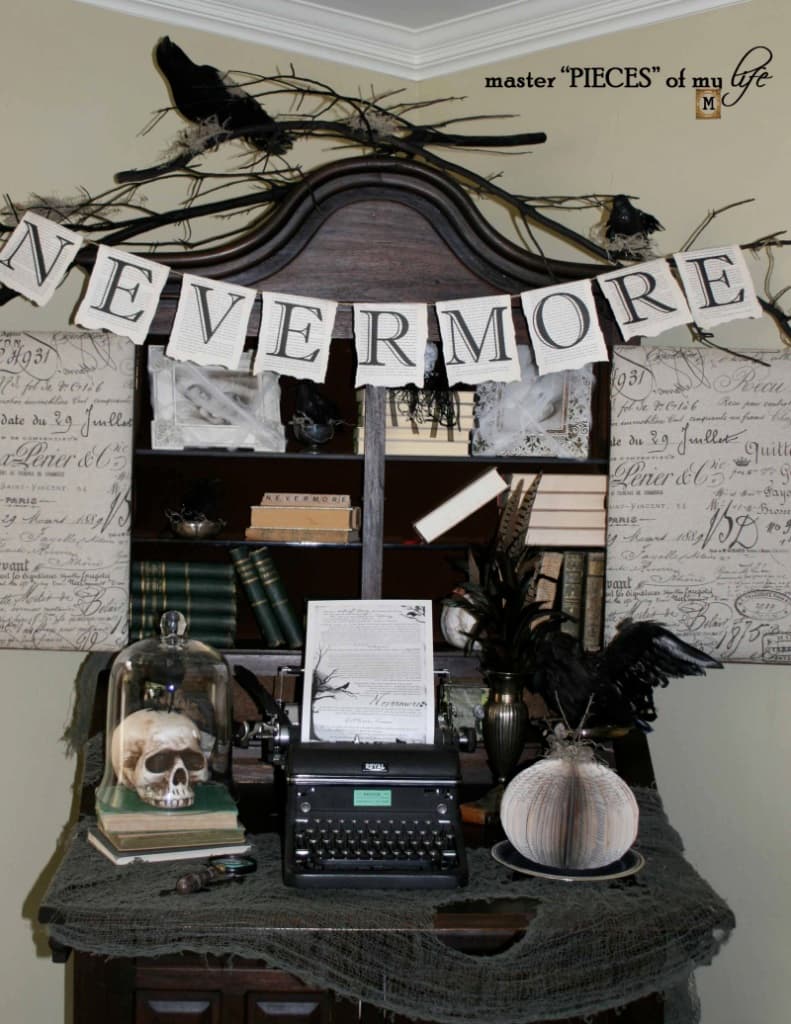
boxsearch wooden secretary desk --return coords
[39,156,734,1023]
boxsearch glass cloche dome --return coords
[96,611,232,814]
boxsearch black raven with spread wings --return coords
[154,37,293,155]
[530,618,722,730]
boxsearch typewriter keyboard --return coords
[292,815,463,875]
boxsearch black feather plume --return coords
[154,37,293,155]
[530,618,722,730]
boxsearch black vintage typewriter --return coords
[283,741,468,889]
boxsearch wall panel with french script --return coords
[0,331,134,650]
[605,346,791,663]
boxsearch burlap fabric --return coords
[41,784,733,1024]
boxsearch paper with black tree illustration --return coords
[300,600,435,743]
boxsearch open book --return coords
[299,600,435,744]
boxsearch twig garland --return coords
[0,46,788,344]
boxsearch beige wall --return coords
[2,1,789,1020]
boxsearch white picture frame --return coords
[471,346,593,460]
[148,346,286,451]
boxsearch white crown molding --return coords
[75,0,749,80]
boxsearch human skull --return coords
[111,709,209,809]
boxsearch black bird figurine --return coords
[154,37,293,155]
[290,380,344,449]
[530,618,722,730]
[605,194,663,257]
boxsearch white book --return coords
[509,472,607,493]
[527,510,607,529]
[413,467,508,543]
[87,829,252,865]
[530,491,606,511]
[525,527,607,548]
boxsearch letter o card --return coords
[521,278,608,374]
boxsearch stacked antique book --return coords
[91,782,249,865]
[129,561,237,648]
[503,473,608,652]
[506,473,607,549]
[244,491,361,545]
[229,543,304,648]
[354,388,475,456]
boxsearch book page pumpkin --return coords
[500,738,639,870]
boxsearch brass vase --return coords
[482,671,532,786]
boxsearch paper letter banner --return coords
[166,273,257,369]
[353,303,427,388]
[520,278,608,374]
[598,258,692,340]
[255,291,337,382]
[435,295,520,386]
[75,245,170,345]
[0,212,83,306]
[673,245,762,329]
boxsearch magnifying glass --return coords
[175,854,258,895]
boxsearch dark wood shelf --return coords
[135,446,608,466]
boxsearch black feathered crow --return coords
[294,380,342,427]
[154,37,293,155]
[605,194,663,241]
[530,618,722,730]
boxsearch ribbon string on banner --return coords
[0,211,768,386]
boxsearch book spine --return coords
[133,561,236,583]
[249,505,361,530]
[129,612,237,632]
[244,527,360,543]
[527,510,606,529]
[506,473,608,494]
[228,547,286,649]
[127,627,235,647]
[560,550,586,638]
[130,594,236,617]
[248,547,304,648]
[130,577,236,603]
[524,527,607,548]
[533,551,564,611]
[354,433,470,456]
[582,550,606,652]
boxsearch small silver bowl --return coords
[166,510,226,539]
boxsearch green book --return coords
[129,611,237,633]
[127,628,235,648]
[228,546,286,648]
[132,562,236,590]
[130,593,237,617]
[96,782,240,833]
[560,550,585,638]
[249,546,304,648]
